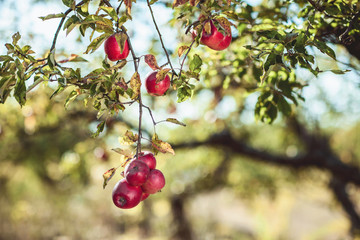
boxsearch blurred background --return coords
[0,0,360,239]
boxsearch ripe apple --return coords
[193,20,231,51]
[142,169,166,194]
[112,179,142,209]
[145,71,171,96]
[141,192,150,201]
[138,152,157,170]
[124,160,150,186]
[104,34,130,61]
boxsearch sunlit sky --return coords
[0,0,359,131]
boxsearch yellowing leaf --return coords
[166,118,186,127]
[112,148,133,159]
[114,32,128,53]
[115,76,128,90]
[103,167,117,189]
[151,134,175,155]
[172,0,189,8]
[145,54,160,70]
[189,0,201,6]
[110,61,127,71]
[215,17,231,35]
[178,46,189,57]
[124,0,132,16]
[119,130,139,145]
[204,21,212,35]
[156,68,171,83]
[130,72,141,100]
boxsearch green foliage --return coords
[1,0,356,127]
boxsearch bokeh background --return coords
[0,0,360,239]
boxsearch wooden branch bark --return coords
[173,130,360,186]
[329,178,360,235]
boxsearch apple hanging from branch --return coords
[145,70,171,96]
[192,17,232,51]
[104,32,130,61]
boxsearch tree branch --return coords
[329,177,360,234]
[50,1,85,53]
[172,130,360,186]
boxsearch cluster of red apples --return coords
[112,152,165,209]
[103,16,231,97]
[104,16,231,209]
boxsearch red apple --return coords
[145,71,171,96]
[104,34,130,61]
[112,179,142,209]
[141,192,150,201]
[124,160,150,186]
[138,152,157,170]
[142,169,166,194]
[193,20,231,51]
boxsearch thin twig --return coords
[116,0,124,32]
[178,40,196,81]
[146,0,175,74]
[142,104,157,131]
[50,1,85,53]
[339,11,360,44]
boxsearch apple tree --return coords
[0,0,360,236]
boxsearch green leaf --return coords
[47,51,56,69]
[63,15,81,35]
[0,55,14,62]
[64,90,78,109]
[330,69,350,74]
[62,0,74,7]
[14,77,26,106]
[39,13,66,21]
[284,32,298,44]
[78,1,89,17]
[84,33,110,54]
[264,53,278,71]
[82,15,113,26]
[189,54,202,72]
[313,40,336,59]
[255,92,278,124]
[92,120,106,138]
[277,95,292,116]
[50,85,66,99]
[100,6,118,21]
[294,33,307,53]
[177,85,192,103]
[166,118,186,127]
[26,76,43,93]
